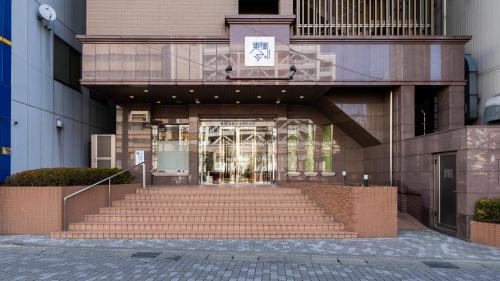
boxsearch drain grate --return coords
[422,261,460,269]
[164,255,182,261]
[131,252,161,259]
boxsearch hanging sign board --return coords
[245,36,275,67]
[135,150,145,165]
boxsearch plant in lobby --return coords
[3,168,134,187]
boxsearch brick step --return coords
[136,188,302,195]
[124,194,309,201]
[84,214,336,223]
[112,201,317,208]
[51,230,357,239]
[99,207,327,215]
[68,222,344,231]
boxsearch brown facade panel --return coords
[81,41,468,84]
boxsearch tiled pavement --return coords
[1,230,499,280]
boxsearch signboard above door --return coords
[245,36,275,67]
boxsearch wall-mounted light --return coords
[225,65,233,79]
[56,119,63,129]
[38,4,57,30]
[289,65,297,80]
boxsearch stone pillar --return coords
[393,86,415,211]
[115,104,152,185]
[438,85,465,131]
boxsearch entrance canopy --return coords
[89,85,333,105]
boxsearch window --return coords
[54,36,81,90]
[305,124,315,171]
[415,88,438,136]
[287,124,298,171]
[152,125,190,173]
[322,124,333,173]
[239,0,279,14]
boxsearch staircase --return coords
[51,186,357,239]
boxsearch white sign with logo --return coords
[135,150,145,165]
[245,36,275,67]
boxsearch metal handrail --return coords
[63,162,146,230]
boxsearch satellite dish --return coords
[38,4,57,22]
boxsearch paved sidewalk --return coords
[1,230,499,280]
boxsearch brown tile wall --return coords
[287,183,398,237]
[0,184,139,235]
[87,0,237,36]
[470,221,500,248]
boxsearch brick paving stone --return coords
[1,230,500,280]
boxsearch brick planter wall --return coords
[470,221,500,247]
[288,184,398,237]
[0,184,139,235]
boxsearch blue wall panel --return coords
[0,0,11,182]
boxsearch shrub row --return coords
[474,198,500,224]
[4,168,134,187]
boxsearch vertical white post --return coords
[142,163,146,189]
[443,0,447,35]
[108,179,111,206]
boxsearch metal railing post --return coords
[62,162,146,232]
[108,178,111,207]
[63,198,67,231]
[142,163,146,189]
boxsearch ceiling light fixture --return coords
[236,101,240,104]
[257,96,262,99]
[156,101,161,104]
[129,95,135,99]
[214,95,219,99]
[299,96,305,99]
[275,99,281,104]
[281,89,287,93]
[172,96,177,99]
[144,89,149,93]
[235,89,240,93]
[189,89,195,93]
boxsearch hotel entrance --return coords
[199,120,277,184]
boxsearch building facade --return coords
[0,0,485,240]
[5,0,114,178]
[447,0,500,124]
[0,0,12,182]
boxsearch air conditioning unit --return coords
[91,134,116,168]
[129,111,150,123]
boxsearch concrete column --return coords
[438,85,465,131]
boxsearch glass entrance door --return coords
[199,121,276,184]
[435,153,457,230]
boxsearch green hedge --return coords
[4,168,134,187]
[473,198,500,224]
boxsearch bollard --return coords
[342,171,347,186]
[363,174,369,187]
